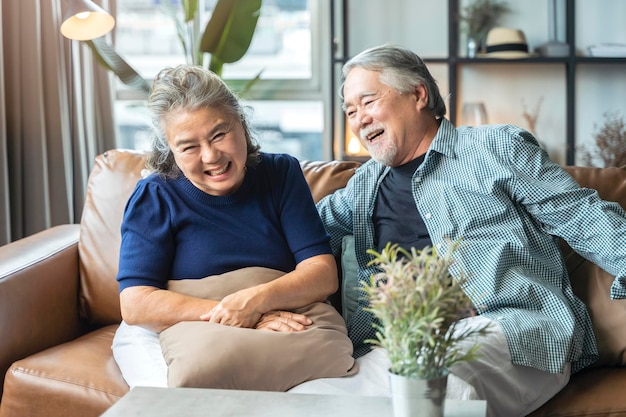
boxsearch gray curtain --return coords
[0,0,116,245]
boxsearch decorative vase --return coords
[467,37,478,58]
[461,102,489,126]
[388,372,448,417]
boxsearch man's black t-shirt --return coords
[373,154,432,253]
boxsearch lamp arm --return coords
[85,38,151,95]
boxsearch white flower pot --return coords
[388,372,447,417]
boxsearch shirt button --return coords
[424,213,432,219]
[415,176,421,182]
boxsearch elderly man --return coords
[291,44,626,417]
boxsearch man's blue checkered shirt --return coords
[317,118,626,374]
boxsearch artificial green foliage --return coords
[362,241,489,380]
[161,0,201,66]
[200,0,262,76]
[85,0,262,95]
[182,0,198,23]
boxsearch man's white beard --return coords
[367,139,398,166]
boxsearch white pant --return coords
[112,317,571,417]
[289,316,571,417]
[112,321,168,388]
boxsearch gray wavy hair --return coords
[341,44,447,118]
[145,65,260,177]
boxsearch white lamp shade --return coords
[61,0,115,41]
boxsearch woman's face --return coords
[165,106,248,196]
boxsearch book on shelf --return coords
[588,43,626,58]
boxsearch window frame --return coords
[113,0,336,161]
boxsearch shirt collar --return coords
[426,118,458,160]
[362,117,458,173]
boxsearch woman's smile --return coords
[206,161,231,177]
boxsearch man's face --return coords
[343,67,426,167]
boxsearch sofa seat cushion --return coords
[0,325,128,417]
[527,367,626,417]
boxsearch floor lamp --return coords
[60,0,115,221]
[60,0,115,41]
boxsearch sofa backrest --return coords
[558,165,626,367]
[78,150,147,325]
[77,150,626,369]
[565,165,626,208]
[77,150,361,326]
[300,160,360,203]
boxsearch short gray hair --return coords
[341,44,447,118]
[145,65,260,177]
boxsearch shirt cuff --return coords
[610,273,626,299]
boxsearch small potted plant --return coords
[361,240,489,417]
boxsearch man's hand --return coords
[255,310,312,332]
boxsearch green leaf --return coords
[209,54,224,78]
[161,0,192,62]
[200,0,262,64]
[182,0,199,23]
[224,69,264,96]
[85,38,150,95]
[82,0,261,94]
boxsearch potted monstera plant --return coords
[84,0,262,95]
[362,240,489,417]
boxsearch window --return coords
[113,0,333,161]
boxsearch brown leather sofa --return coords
[0,149,625,417]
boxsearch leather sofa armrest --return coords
[0,224,84,397]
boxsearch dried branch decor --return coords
[578,112,626,168]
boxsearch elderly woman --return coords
[112,65,340,388]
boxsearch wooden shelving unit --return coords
[336,0,625,165]
[443,0,625,165]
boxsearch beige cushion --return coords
[159,267,358,391]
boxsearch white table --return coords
[101,386,486,417]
